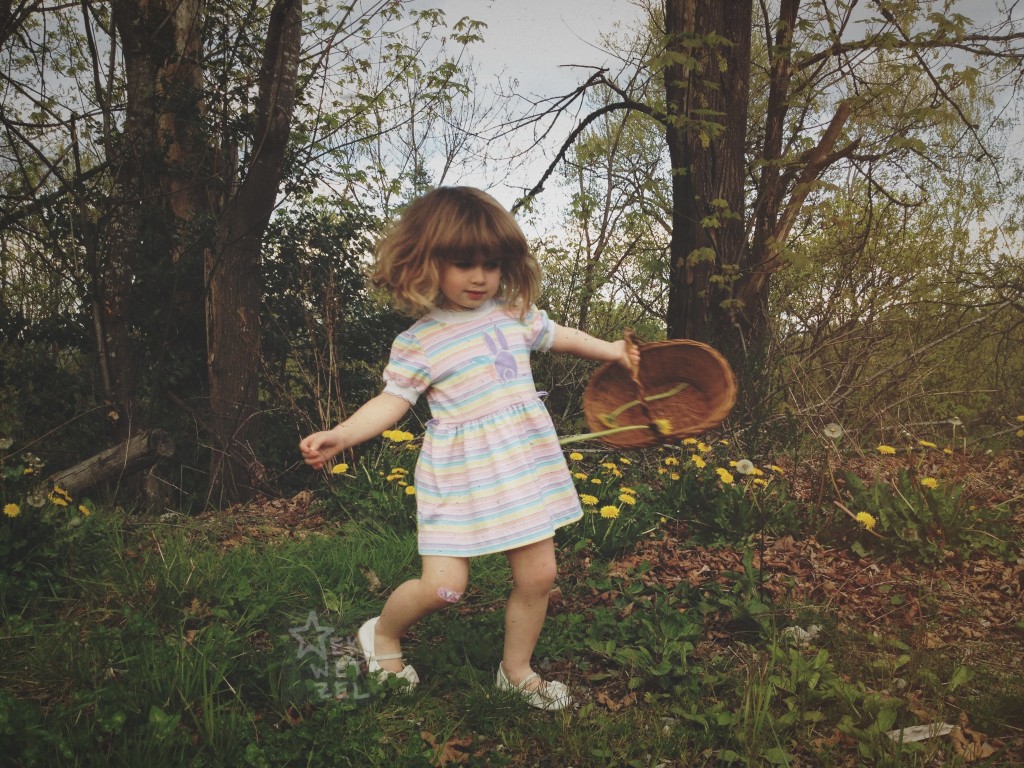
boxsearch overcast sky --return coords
[405,0,1021,220]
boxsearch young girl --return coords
[299,187,637,710]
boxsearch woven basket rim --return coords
[581,339,736,448]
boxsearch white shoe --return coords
[496,662,573,711]
[357,617,419,688]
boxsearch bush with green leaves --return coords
[653,439,797,545]
[315,429,420,534]
[557,450,664,557]
[1,443,95,580]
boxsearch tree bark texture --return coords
[664,0,752,346]
[106,0,210,442]
[206,0,303,505]
[47,429,175,496]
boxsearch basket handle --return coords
[623,329,653,424]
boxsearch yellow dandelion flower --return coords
[79,504,91,516]
[569,452,584,461]
[690,455,706,469]
[652,418,672,436]
[750,467,765,476]
[404,485,416,495]
[620,486,636,495]
[716,468,734,484]
[753,478,768,487]
[855,511,876,530]
[330,463,349,475]
[601,462,617,470]
[697,442,711,453]
[618,494,637,505]
[659,516,667,524]
[580,494,598,506]
[918,440,937,449]
[768,464,784,474]
[1017,415,1024,422]
[719,439,730,446]
[1016,428,1024,438]
[390,467,408,475]
[611,468,622,478]
[599,505,619,519]
[619,457,632,465]
[4,503,19,518]
[657,468,667,475]
[682,438,698,445]
[670,472,681,481]
[943,447,953,455]
[574,472,588,480]
[49,487,71,507]
[920,477,939,489]
[877,445,897,455]
[664,457,680,466]
[591,478,602,485]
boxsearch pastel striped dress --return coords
[382,300,583,557]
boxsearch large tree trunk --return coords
[106,0,210,446]
[664,0,752,349]
[206,0,303,505]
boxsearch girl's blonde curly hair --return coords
[372,187,541,319]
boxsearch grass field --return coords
[2,437,1022,766]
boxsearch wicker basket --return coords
[582,337,737,448]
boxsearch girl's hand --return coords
[616,338,641,373]
[299,428,347,470]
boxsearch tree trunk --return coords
[206,0,303,505]
[47,429,175,496]
[664,0,752,349]
[106,0,210,446]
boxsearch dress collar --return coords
[428,299,497,324]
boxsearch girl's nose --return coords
[469,266,486,284]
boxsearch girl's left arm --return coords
[550,325,639,371]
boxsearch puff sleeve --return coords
[382,331,431,405]
[523,305,556,352]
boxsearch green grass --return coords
[2,439,1023,766]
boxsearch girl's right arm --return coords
[299,392,412,470]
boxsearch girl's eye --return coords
[484,261,501,270]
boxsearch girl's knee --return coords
[421,573,469,607]
[420,556,469,607]
[513,558,556,594]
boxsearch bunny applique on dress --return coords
[483,326,518,382]
[382,299,583,557]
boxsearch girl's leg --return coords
[372,555,469,673]
[501,537,557,688]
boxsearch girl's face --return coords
[438,255,501,311]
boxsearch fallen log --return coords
[46,429,175,496]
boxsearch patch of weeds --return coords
[316,432,419,534]
[843,469,1019,563]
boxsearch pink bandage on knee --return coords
[437,587,463,603]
